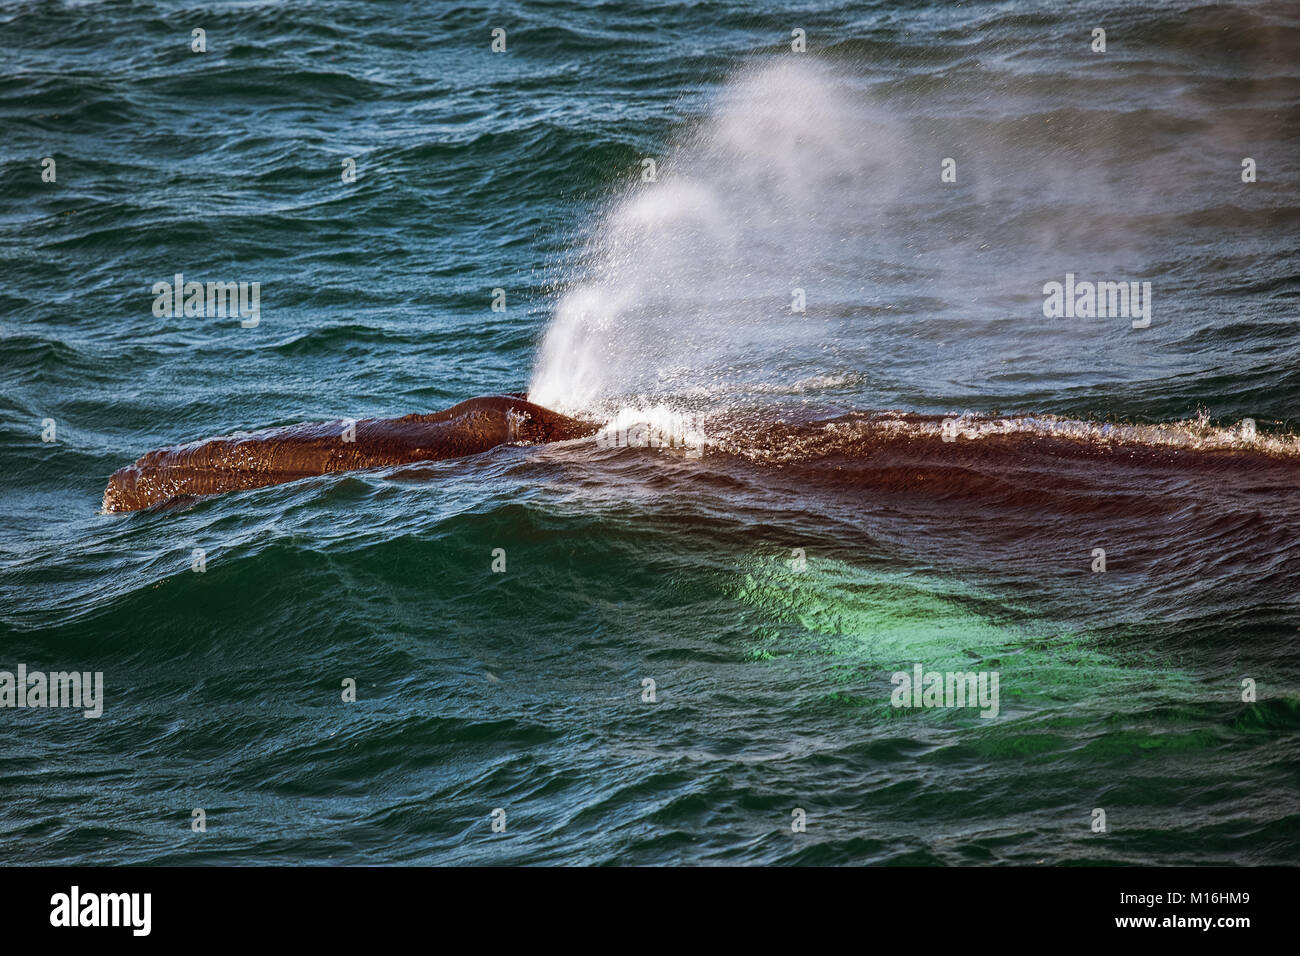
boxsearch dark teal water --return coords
[2,0,1298,865]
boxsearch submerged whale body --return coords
[102,395,600,513]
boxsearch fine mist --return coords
[528,60,911,415]
[529,43,1297,425]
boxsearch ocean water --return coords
[1,0,1298,865]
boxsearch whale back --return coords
[102,396,599,513]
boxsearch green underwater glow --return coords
[728,553,1198,728]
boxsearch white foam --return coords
[592,405,710,457]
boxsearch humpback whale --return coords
[103,393,1299,516]
[102,396,600,513]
